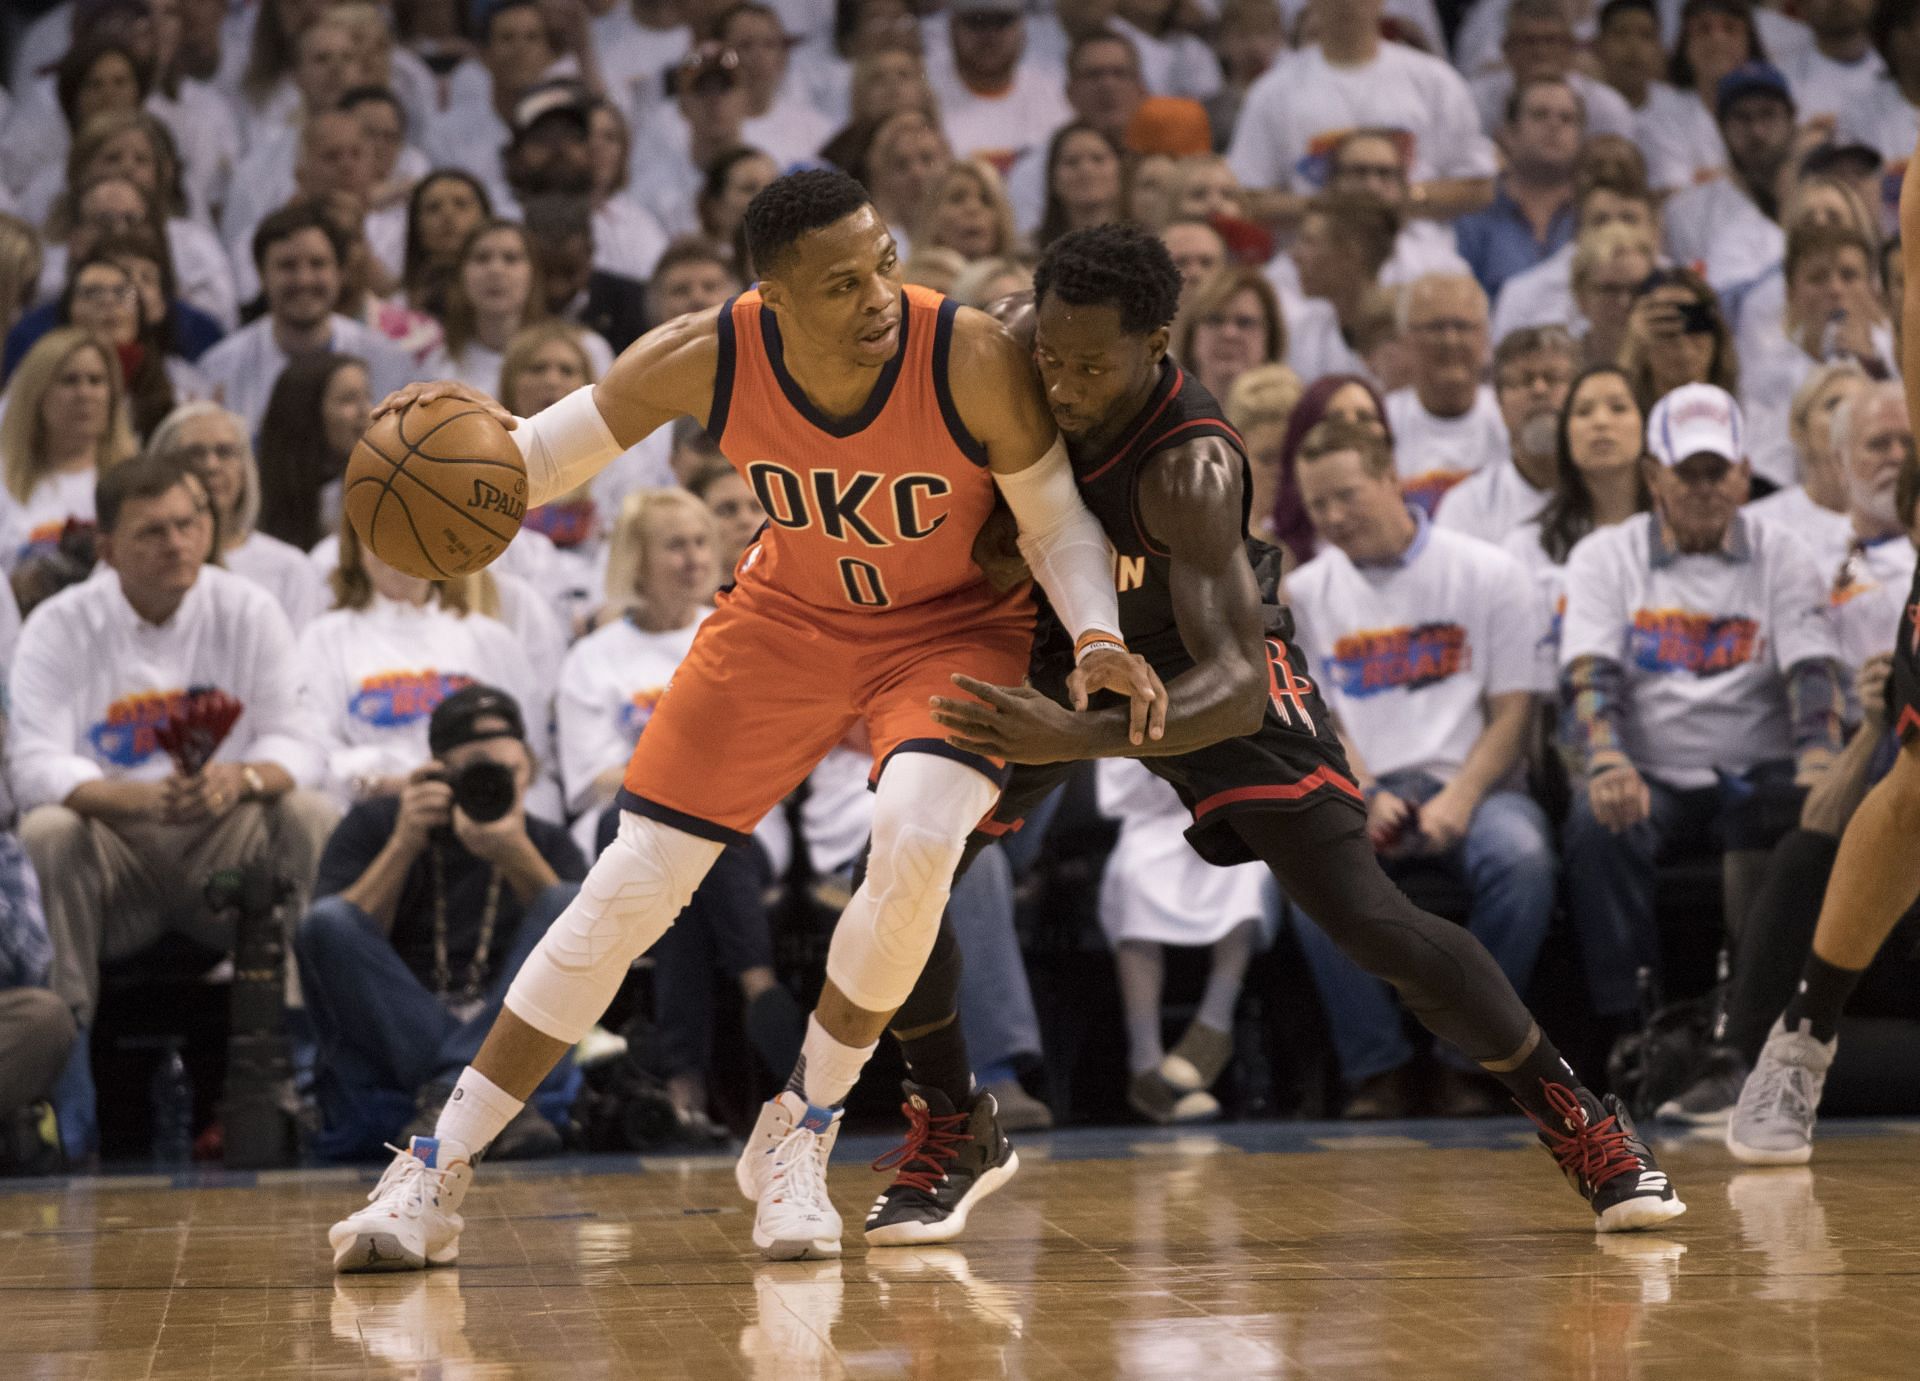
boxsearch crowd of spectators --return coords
[2,0,1920,1167]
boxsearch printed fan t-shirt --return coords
[1558,512,1839,788]
[1385,385,1509,517]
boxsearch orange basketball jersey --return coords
[707,284,1011,615]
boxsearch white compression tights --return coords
[825,753,1002,1014]
[505,812,724,1045]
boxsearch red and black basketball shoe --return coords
[1527,1081,1687,1232]
[863,1082,1020,1246]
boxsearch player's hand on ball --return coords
[1068,648,1167,745]
[933,676,1084,763]
[371,381,516,430]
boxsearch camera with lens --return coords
[428,759,519,828]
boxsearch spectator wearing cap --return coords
[1287,417,1556,1120]
[1384,275,1507,516]
[931,0,1074,174]
[1662,63,1798,294]
[1227,0,1495,233]
[1471,0,1638,144]
[1558,384,1845,1025]
[11,452,334,1160]
[424,0,570,202]
[1455,77,1584,301]
[1436,324,1577,543]
[1780,0,1885,125]
[194,202,421,435]
[295,683,587,1161]
[720,2,836,167]
[631,43,752,238]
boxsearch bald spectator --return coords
[1456,77,1584,300]
[1436,325,1578,543]
[1471,0,1638,142]
[1387,276,1509,516]
[230,109,377,304]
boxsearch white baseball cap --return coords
[1646,383,1745,468]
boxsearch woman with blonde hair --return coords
[0,215,44,339]
[917,158,1023,262]
[0,327,137,572]
[1174,267,1288,406]
[860,109,951,250]
[1225,363,1305,545]
[1569,224,1657,368]
[556,486,802,1131]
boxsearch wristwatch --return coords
[240,764,266,800]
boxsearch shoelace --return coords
[367,1143,452,1213]
[766,1126,832,1216]
[870,1099,973,1194]
[1523,1083,1644,1193]
[1749,1059,1815,1123]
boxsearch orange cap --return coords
[1124,97,1212,158]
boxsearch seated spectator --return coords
[1502,365,1651,667]
[398,170,492,321]
[950,256,1033,309]
[1280,191,1399,381]
[226,105,382,305]
[1288,417,1556,1118]
[697,146,779,273]
[346,86,423,289]
[0,327,137,576]
[148,401,325,629]
[1741,223,1895,490]
[296,684,584,1161]
[1321,127,1473,288]
[1096,757,1273,1124]
[1746,362,1870,569]
[579,96,670,284]
[1206,0,1287,143]
[1036,122,1126,249]
[523,194,647,357]
[1619,265,1740,411]
[12,453,334,1158]
[1729,173,1880,382]
[0,216,42,339]
[722,1,838,165]
[13,37,154,230]
[916,157,1024,264]
[1270,372,1391,566]
[818,46,939,172]
[1386,274,1507,515]
[253,352,368,553]
[998,29,1141,231]
[0,830,74,1174]
[686,459,767,574]
[1662,61,1796,294]
[1160,218,1227,310]
[196,202,417,433]
[857,109,953,256]
[933,0,1072,170]
[1435,324,1578,544]
[430,217,613,397]
[1128,153,1179,229]
[629,43,753,240]
[1169,154,1247,226]
[1817,382,1920,690]
[1492,168,1660,343]
[1455,76,1583,301]
[1633,0,1751,191]
[1470,0,1638,142]
[643,236,742,332]
[296,521,554,813]
[554,490,803,1132]
[1174,267,1285,411]
[1570,223,1658,366]
[1225,362,1303,548]
[1559,384,1844,1028]
[57,248,199,441]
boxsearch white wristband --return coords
[511,385,625,508]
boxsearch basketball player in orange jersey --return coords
[327,170,1165,1271]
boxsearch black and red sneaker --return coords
[863,1082,1020,1247]
[1526,1082,1686,1232]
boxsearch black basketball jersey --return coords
[1071,359,1252,668]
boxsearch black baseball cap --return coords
[429,684,526,757]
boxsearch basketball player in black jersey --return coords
[858,224,1685,1245]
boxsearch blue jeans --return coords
[296,883,583,1161]
[1562,760,1802,1018]
[1292,772,1557,1083]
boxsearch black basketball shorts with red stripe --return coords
[981,612,1364,867]
[1887,566,1920,745]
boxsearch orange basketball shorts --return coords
[617,576,1035,845]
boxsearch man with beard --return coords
[523,194,648,353]
[1456,76,1586,300]
[1435,325,1578,544]
[1662,62,1799,294]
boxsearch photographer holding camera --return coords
[296,685,587,1161]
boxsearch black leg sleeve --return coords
[1722,828,1839,1061]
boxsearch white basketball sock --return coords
[434,1067,523,1155]
[790,1015,877,1110]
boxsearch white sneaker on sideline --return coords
[737,1091,843,1260]
[330,1137,473,1273]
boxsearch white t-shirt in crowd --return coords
[1431,454,1550,546]
[1558,511,1839,788]
[1634,83,1726,192]
[1386,384,1510,516]
[554,609,708,816]
[7,565,323,810]
[1228,42,1496,194]
[428,328,615,402]
[1278,291,1372,385]
[743,88,839,168]
[197,314,424,434]
[1781,42,1886,125]
[1837,75,1918,171]
[1738,319,1898,491]
[594,196,671,282]
[0,468,97,573]
[1744,484,1854,578]
[1828,533,1917,681]
[1490,241,1576,342]
[932,61,1075,171]
[1095,758,1271,948]
[1264,219,1470,299]
[1662,178,1784,296]
[1288,517,1547,783]
[223,531,326,630]
[594,7,694,124]
[1501,518,1567,685]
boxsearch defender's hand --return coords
[932,675,1085,764]
[1067,647,1168,745]
[370,381,516,429]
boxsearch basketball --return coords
[344,396,528,580]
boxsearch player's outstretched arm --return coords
[369,308,723,507]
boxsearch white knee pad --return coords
[506,812,722,1044]
[825,753,1000,1014]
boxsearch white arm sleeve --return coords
[512,385,627,508]
[993,439,1123,654]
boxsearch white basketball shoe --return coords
[330,1136,473,1273]
[735,1091,844,1260]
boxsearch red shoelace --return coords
[870,1098,973,1193]
[1524,1081,1643,1192]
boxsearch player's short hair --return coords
[1033,222,1183,338]
[743,169,875,277]
[1297,417,1394,480]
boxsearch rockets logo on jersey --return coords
[89,689,196,767]
[744,463,953,546]
[1326,623,1471,699]
[349,671,473,727]
[1629,608,1760,677]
